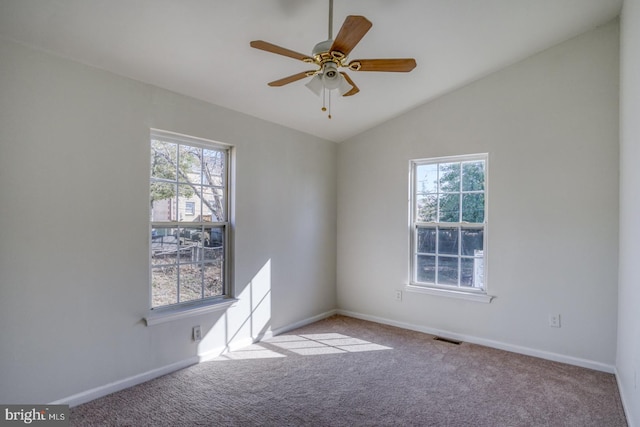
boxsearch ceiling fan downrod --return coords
[328,0,333,40]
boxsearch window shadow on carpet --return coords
[212,332,392,360]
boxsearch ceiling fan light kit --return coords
[250,0,416,119]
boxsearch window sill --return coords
[404,284,495,303]
[144,298,238,326]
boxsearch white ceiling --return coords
[0,0,622,142]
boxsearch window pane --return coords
[437,227,458,255]
[438,162,460,193]
[150,140,177,180]
[439,193,460,222]
[417,227,436,253]
[179,264,203,303]
[461,228,484,256]
[203,262,224,298]
[177,184,197,222]
[151,227,179,265]
[205,227,224,249]
[461,258,484,289]
[200,186,224,222]
[178,145,202,184]
[416,255,435,283]
[462,161,485,191]
[461,258,474,287]
[437,256,458,285]
[152,266,178,307]
[475,257,485,289]
[416,194,437,222]
[196,227,213,248]
[178,226,202,262]
[204,241,224,261]
[180,227,199,241]
[462,193,485,223]
[416,164,438,194]
[150,182,177,221]
[203,149,225,187]
[203,228,224,297]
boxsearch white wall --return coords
[0,13,627,410]
[338,21,619,369]
[0,38,337,404]
[618,0,640,424]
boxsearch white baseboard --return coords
[52,309,338,407]
[337,309,616,374]
[615,368,635,427]
[271,309,338,336]
[57,308,615,411]
[196,336,259,363]
[50,357,199,408]
[199,308,338,362]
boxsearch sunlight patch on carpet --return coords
[214,344,286,361]
[268,333,392,355]
[212,332,393,361]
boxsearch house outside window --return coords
[410,154,487,295]
[185,201,195,216]
[149,130,231,309]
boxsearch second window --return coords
[411,154,487,291]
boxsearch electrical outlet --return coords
[395,290,402,302]
[192,325,202,341]
[548,314,561,328]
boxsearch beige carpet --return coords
[71,315,627,426]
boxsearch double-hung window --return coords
[410,154,487,296]
[149,130,231,309]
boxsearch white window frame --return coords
[407,153,493,303]
[146,129,235,324]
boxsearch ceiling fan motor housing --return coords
[323,62,338,78]
[312,40,333,56]
[322,62,340,88]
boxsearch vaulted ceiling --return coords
[0,0,622,142]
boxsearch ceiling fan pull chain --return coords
[328,90,332,119]
[322,88,327,112]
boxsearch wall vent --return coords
[433,336,462,345]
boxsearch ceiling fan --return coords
[250,0,416,118]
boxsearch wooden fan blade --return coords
[330,15,372,56]
[250,40,314,62]
[349,58,417,72]
[268,70,315,87]
[340,72,360,97]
